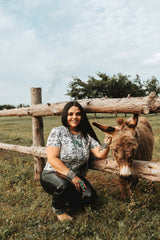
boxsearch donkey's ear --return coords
[92,122,116,134]
[117,117,124,126]
[128,114,139,128]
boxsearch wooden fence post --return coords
[31,87,45,181]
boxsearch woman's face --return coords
[67,106,82,130]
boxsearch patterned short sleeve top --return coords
[44,126,100,174]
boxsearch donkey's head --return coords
[92,114,139,179]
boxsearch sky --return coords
[0,0,160,106]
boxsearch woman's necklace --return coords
[72,135,82,147]
[69,131,82,147]
[69,128,82,147]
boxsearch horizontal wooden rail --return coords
[0,92,160,117]
[0,142,160,182]
[0,143,47,158]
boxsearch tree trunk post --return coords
[31,87,45,181]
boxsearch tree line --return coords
[0,104,29,110]
[66,72,160,99]
[0,73,159,109]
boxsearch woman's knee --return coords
[56,178,72,193]
[81,178,97,205]
[82,187,97,201]
[40,171,72,195]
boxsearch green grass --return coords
[0,114,160,240]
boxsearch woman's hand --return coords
[91,135,112,159]
[71,176,87,192]
[103,135,112,145]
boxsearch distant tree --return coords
[66,72,147,99]
[66,73,111,99]
[131,74,146,97]
[85,73,109,98]
[105,73,132,98]
[17,104,30,108]
[0,104,15,110]
[0,104,30,110]
[66,78,88,99]
[145,76,160,95]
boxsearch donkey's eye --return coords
[131,149,136,157]
[128,157,133,163]
[114,149,118,154]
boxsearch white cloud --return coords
[142,53,160,65]
[0,0,160,105]
[0,9,14,30]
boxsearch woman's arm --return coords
[91,135,112,159]
[47,146,70,176]
[47,146,86,192]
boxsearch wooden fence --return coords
[0,88,160,181]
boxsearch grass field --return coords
[0,113,160,240]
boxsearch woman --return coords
[40,101,111,221]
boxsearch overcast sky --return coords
[0,0,160,105]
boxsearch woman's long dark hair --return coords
[61,101,99,143]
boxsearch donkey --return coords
[92,114,154,199]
